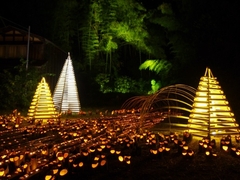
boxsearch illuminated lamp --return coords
[212,151,218,157]
[188,150,194,156]
[182,150,187,156]
[205,150,211,156]
[110,149,115,154]
[59,169,68,176]
[100,159,107,166]
[94,156,100,161]
[63,152,69,159]
[100,144,106,149]
[174,139,178,146]
[222,145,229,152]
[116,150,121,155]
[183,145,189,150]
[89,147,95,153]
[125,156,131,165]
[27,77,58,121]
[42,148,48,156]
[79,162,84,167]
[0,166,7,177]
[236,151,240,156]
[158,147,164,153]
[91,161,99,169]
[151,149,158,155]
[57,152,64,161]
[52,169,58,175]
[188,67,240,138]
[165,147,171,152]
[45,175,53,180]
[203,143,208,149]
[53,52,81,113]
[82,151,89,156]
[118,156,124,162]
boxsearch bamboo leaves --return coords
[139,59,172,75]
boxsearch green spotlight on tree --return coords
[139,59,172,74]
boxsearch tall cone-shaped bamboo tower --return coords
[53,52,81,113]
[28,77,58,121]
[188,67,239,138]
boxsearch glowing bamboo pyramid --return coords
[53,52,81,113]
[28,77,58,120]
[188,67,239,138]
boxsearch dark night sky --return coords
[1,0,240,119]
[0,0,56,39]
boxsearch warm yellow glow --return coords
[79,162,84,167]
[151,149,158,155]
[59,169,68,176]
[53,52,81,113]
[165,147,171,152]
[183,145,188,150]
[100,159,107,166]
[110,149,115,154]
[118,156,124,162]
[182,150,187,156]
[188,150,194,156]
[222,145,228,151]
[0,169,4,177]
[53,169,58,175]
[158,147,164,153]
[45,175,52,180]
[126,159,131,164]
[94,156,100,161]
[205,151,211,156]
[116,150,121,154]
[91,161,99,168]
[188,67,240,137]
[28,77,58,120]
[82,152,88,156]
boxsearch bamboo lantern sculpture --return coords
[28,77,58,122]
[53,52,81,113]
[188,67,240,138]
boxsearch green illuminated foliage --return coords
[148,79,161,94]
[95,73,112,93]
[139,59,172,74]
[95,73,148,94]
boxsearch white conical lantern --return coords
[53,52,81,113]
